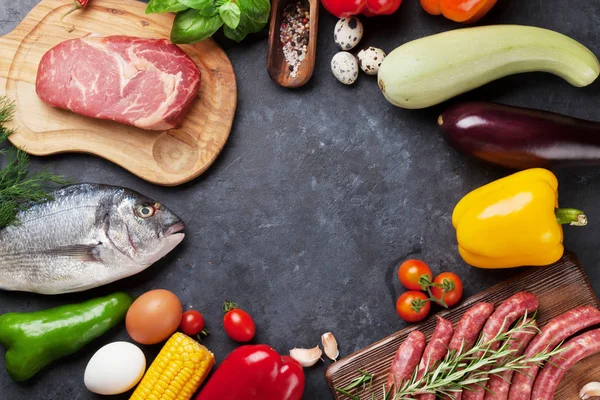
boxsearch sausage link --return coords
[531,327,600,400]
[387,330,427,392]
[463,292,539,400]
[484,319,537,400]
[449,302,495,351]
[416,316,454,400]
[441,302,495,400]
[508,305,600,400]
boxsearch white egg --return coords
[357,47,387,75]
[334,17,363,51]
[84,342,146,395]
[331,52,359,85]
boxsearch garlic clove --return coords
[322,332,339,361]
[581,382,600,399]
[289,346,322,367]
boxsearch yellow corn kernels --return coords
[130,333,215,400]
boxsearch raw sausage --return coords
[531,327,600,400]
[387,330,426,392]
[445,302,495,400]
[449,302,495,351]
[463,292,539,400]
[484,319,537,400]
[416,316,454,400]
[508,305,600,400]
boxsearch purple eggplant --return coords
[438,102,600,169]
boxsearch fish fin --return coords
[44,244,101,262]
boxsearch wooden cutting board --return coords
[0,0,236,186]
[326,253,600,399]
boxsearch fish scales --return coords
[0,184,184,295]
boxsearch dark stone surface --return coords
[1,0,600,399]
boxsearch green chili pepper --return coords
[0,292,133,382]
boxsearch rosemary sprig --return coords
[337,314,564,400]
[386,314,563,400]
[0,96,70,228]
[335,369,375,400]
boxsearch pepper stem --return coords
[556,208,588,226]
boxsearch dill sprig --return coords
[336,314,564,400]
[0,96,70,228]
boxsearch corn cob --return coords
[130,333,215,400]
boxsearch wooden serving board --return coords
[0,0,236,186]
[326,253,600,399]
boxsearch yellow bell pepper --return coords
[452,168,587,269]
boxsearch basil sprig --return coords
[146,0,270,43]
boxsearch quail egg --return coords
[331,52,359,85]
[334,17,363,51]
[357,46,387,75]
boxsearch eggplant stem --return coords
[556,208,588,226]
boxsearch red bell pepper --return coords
[321,0,402,18]
[195,344,305,400]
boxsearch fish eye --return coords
[136,204,156,219]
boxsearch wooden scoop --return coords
[267,0,319,88]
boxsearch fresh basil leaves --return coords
[147,0,270,43]
[219,2,241,29]
[146,0,189,14]
[170,9,224,43]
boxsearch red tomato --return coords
[365,0,402,15]
[223,301,256,342]
[396,291,430,322]
[180,310,206,336]
[321,0,366,18]
[431,272,464,307]
[398,260,433,291]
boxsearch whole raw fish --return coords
[0,183,185,294]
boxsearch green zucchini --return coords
[377,25,600,109]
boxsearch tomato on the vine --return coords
[180,310,207,336]
[431,272,463,307]
[223,301,256,342]
[396,291,430,322]
[398,260,433,291]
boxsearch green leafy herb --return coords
[0,97,16,143]
[178,0,212,10]
[146,0,189,14]
[153,0,270,43]
[183,0,219,16]
[335,369,375,400]
[219,2,241,29]
[171,9,224,43]
[223,0,270,41]
[0,96,70,228]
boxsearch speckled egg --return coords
[331,52,359,85]
[334,17,363,51]
[357,46,387,75]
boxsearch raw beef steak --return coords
[36,35,201,131]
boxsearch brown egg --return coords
[126,289,183,345]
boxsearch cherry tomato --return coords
[396,291,430,322]
[180,310,206,336]
[431,272,463,307]
[223,301,256,342]
[398,260,433,291]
